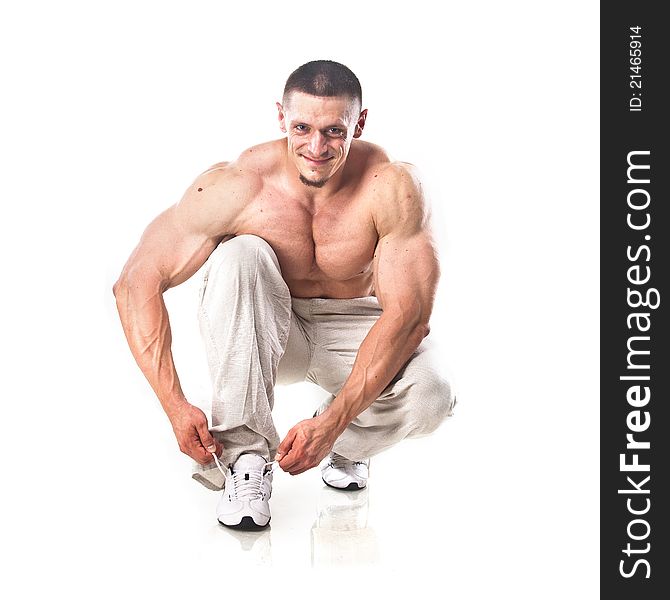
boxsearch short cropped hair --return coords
[283,60,362,108]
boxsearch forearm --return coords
[321,312,429,435]
[113,279,187,417]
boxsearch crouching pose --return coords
[114,60,454,529]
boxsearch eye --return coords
[327,127,344,136]
[294,124,308,132]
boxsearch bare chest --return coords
[237,192,378,286]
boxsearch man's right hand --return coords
[168,402,222,465]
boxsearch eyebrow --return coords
[292,120,348,130]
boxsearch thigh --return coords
[276,310,311,385]
[309,300,381,394]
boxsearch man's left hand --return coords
[276,414,340,475]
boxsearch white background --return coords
[1,1,599,597]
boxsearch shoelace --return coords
[212,452,277,500]
[327,453,367,469]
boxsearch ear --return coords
[276,102,287,133]
[353,109,368,139]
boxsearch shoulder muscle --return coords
[372,162,430,238]
[173,160,262,238]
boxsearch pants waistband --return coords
[290,296,381,317]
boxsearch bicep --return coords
[372,163,440,324]
[374,230,440,325]
[120,206,222,291]
[118,164,247,290]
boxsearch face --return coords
[277,92,367,188]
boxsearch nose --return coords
[307,131,327,157]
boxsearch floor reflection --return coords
[310,485,379,567]
[218,524,273,566]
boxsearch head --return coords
[277,60,367,188]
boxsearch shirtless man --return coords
[113,60,454,530]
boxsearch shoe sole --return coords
[218,515,270,530]
[322,478,366,491]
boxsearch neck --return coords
[283,150,347,203]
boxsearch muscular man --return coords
[114,60,454,530]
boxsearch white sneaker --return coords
[320,452,370,490]
[216,454,273,530]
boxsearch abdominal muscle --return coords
[284,271,375,299]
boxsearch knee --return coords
[408,372,455,435]
[205,235,281,283]
[198,235,287,314]
[211,235,277,271]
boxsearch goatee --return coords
[299,174,328,188]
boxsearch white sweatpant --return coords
[193,235,454,490]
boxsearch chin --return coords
[299,173,329,188]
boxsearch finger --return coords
[190,446,212,465]
[289,458,318,476]
[279,445,305,473]
[289,465,307,476]
[277,438,299,468]
[277,456,295,473]
[195,419,217,454]
[191,438,214,463]
[277,428,297,457]
[196,453,212,465]
[187,435,215,465]
[214,439,224,457]
[276,447,296,468]
[289,461,314,476]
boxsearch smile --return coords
[301,155,332,166]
